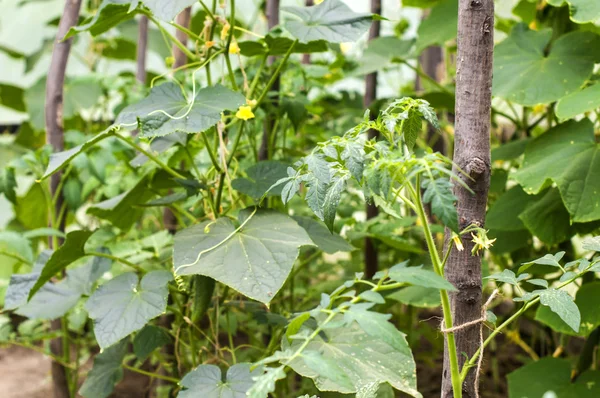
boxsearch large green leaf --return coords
[508,357,600,397]
[85,270,173,349]
[421,177,458,232]
[42,128,115,179]
[538,288,580,333]
[281,0,373,43]
[415,0,458,53]
[232,161,289,200]
[115,83,245,138]
[387,286,441,308]
[518,188,571,244]
[536,282,600,336]
[513,119,600,222]
[79,339,128,398]
[0,83,25,112]
[0,167,17,204]
[174,210,313,304]
[29,230,94,300]
[293,216,354,254]
[547,0,600,24]
[87,174,156,230]
[386,264,457,291]
[493,24,600,105]
[556,83,600,120]
[486,186,539,231]
[354,37,416,75]
[286,315,420,397]
[178,363,262,398]
[133,325,172,361]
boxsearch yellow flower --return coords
[444,125,455,135]
[236,105,255,121]
[314,0,324,3]
[229,41,240,54]
[452,233,464,252]
[471,230,496,255]
[221,23,230,40]
[340,42,352,54]
[532,104,545,115]
[246,98,257,107]
[529,20,538,30]
[204,41,215,50]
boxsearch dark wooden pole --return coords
[136,16,149,84]
[301,0,314,65]
[441,1,494,396]
[258,0,280,161]
[364,0,381,279]
[45,1,82,396]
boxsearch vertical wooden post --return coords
[45,0,82,396]
[301,0,314,65]
[136,16,149,84]
[364,0,381,279]
[441,1,494,396]
[258,0,280,161]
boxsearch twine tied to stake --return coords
[440,289,499,398]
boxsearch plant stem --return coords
[256,40,298,106]
[403,61,453,95]
[170,21,204,42]
[202,130,222,172]
[123,363,179,383]
[147,14,197,61]
[224,0,239,90]
[410,177,462,398]
[0,250,32,265]
[113,134,186,180]
[7,341,74,369]
[85,251,144,273]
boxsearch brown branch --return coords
[441,1,494,397]
[44,1,83,397]
[363,0,381,279]
[136,16,149,84]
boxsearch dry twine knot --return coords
[440,289,499,398]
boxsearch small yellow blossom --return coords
[529,20,538,30]
[236,105,255,121]
[205,41,216,50]
[246,98,257,107]
[340,42,352,54]
[221,23,230,40]
[452,233,464,252]
[315,0,324,3]
[532,104,545,115]
[471,230,496,255]
[229,41,240,54]
[444,125,454,135]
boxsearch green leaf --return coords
[491,139,530,161]
[247,366,286,398]
[486,186,539,231]
[87,174,156,230]
[344,303,412,354]
[66,1,136,39]
[556,83,600,120]
[402,110,422,150]
[42,127,115,179]
[513,119,600,223]
[29,230,94,300]
[415,0,458,53]
[493,24,600,105]
[323,174,348,232]
[141,0,198,21]
[387,264,457,291]
[0,231,33,267]
[547,0,600,24]
[4,250,52,310]
[582,236,600,252]
[301,350,355,391]
[281,0,373,43]
[539,288,580,333]
[85,270,173,349]
[359,290,385,304]
[115,83,245,138]
[387,286,441,308]
[0,83,25,112]
[421,177,458,232]
[174,210,314,304]
[232,161,289,200]
[178,363,262,398]
[354,36,416,75]
[536,282,600,336]
[0,167,17,204]
[130,132,187,167]
[286,312,311,342]
[133,325,171,361]
[286,314,420,397]
[293,216,353,254]
[14,183,48,230]
[79,339,128,398]
[520,251,566,273]
[484,269,529,286]
[519,188,571,244]
[508,357,572,398]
